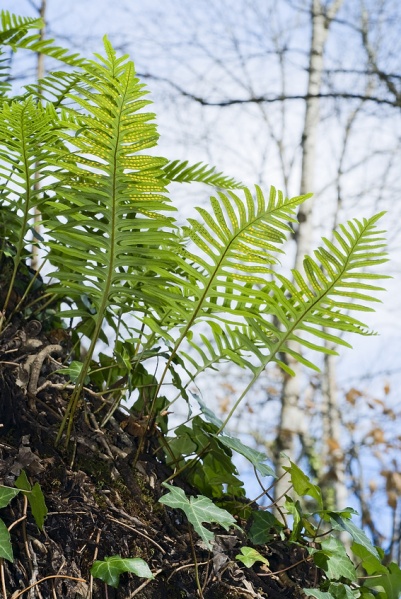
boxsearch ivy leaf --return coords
[327,583,360,598]
[351,542,386,574]
[329,513,380,559]
[53,361,86,383]
[166,431,198,457]
[303,590,336,598]
[236,546,269,568]
[285,497,304,541]
[169,361,189,401]
[362,561,401,599]
[304,583,356,598]
[15,470,31,492]
[15,471,47,531]
[0,486,20,508]
[283,461,322,508]
[159,483,237,549]
[28,483,48,531]
[91,555,154,588]
[0,519,13,562]
[213,434,276,478]
[194,394,224,429]
[248,511,284,545]
[312,537,357,582]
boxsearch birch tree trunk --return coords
[274,0,344,508]
[31,0,47,271]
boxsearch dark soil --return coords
[0,315,321,598]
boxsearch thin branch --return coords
[137,73,401,108]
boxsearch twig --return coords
[166,561,209,581]
[201,556,212,595]
[128,569,162,598]
[188,526,204,599]
[220,580,263,598]
[248,473,280,506]
[256,556,313,577]
[0,558,7,599]
[7,515,27,532]
[264,484,293,511]
[10,575,86,598]
[27,538,43,599]
[88,529,101,599]
[107,516,165,554]
[19,496,33,583]
[253,468,288,527]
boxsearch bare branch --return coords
[138,73,401,108]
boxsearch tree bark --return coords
[274,0,344,509]
[31,0,46,272]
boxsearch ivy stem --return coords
[188,526,205,599]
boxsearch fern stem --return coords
[55,309,106,445]
[144,216,248,429]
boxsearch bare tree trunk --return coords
[31,0,47,272]
[319,83,371,513]
[274,0,344,509]
[321,352,347,504]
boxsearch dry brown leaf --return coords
[345,388,363,405]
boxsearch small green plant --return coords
[0,10,396,597]
[159,465,401,598]
[90,555,153,588]
[0,472,47,562]
[236,547,270,568]
[159,482,238,549]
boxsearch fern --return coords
[40,38,185,441]
[181,186,309,319]
[0,13,388,447]
[0,48,11,97]
[0,12,42,46]
[270,214,388,370]
[180,322,255,381]
[158,186,309,352]
[0,14,393,594]
[0,10,84,68]
[162,159,243,189]
[25,71,85,107]
[147,186,312,406]
[216,213,388,430]
[0,97,58,322]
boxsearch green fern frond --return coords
[180,186,310,321]
[0,96,57,316]
[0,48,11,97]
[46,38,186,442]
[180,322,255,382]
[25,71,84,107]
[162,160,243,189]
[0,12,42,46]
[216,214,389,433]
[236,213,388,375]
[13,35,84,67]
[152,186,310,397]
[0,12,40,98]
[47,39,179,313]
[0,11,84,68]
